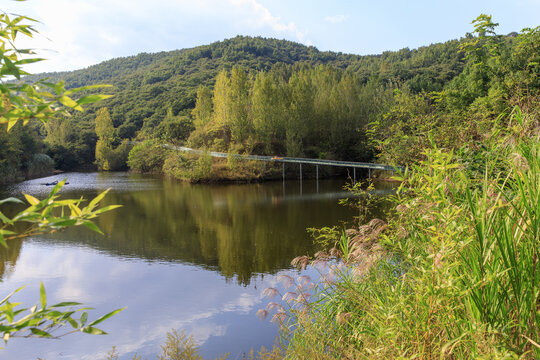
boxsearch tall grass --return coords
[461,140,539,355]
[280,108,539,359]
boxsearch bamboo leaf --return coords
[0,197,23,205]
[87,189,110,210]
[39,283,46,309]
[23,194,40,206]
[51,302,82,308]
[7,119,18,131]
[15,58,45,65]
[58,95,77,108]
[93,205,122,215]
[88,307,125,327]
[0,286,25,305]
[80,312,88,326]
[68,318,78,329]
[82,221,103,234]
[81,326,107,335]
[30,327,52,338]
[76,94,113,105]
[0,232,7,248]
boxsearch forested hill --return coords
[27,35,465,137]
[6,16,535,182]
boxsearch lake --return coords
[0,172,392,360]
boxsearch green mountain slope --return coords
[27,35,465,139]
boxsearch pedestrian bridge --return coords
[162,144,401,181]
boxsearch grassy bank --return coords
[276,108,539,359]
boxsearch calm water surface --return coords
[0,172,392,360]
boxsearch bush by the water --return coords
[25,153,55,178]
[161,151,266,183]
[127,141,170,173]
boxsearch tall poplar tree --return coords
[298,65,338,156]
[227,66,251,144]
[251,72,287,153]
[44,118,72,146]
[192,85,213,129]
[95,107,114,170]
[327,73,361,159]
[286,70,314,156]
[212,69,231,144]
[251,72,273,150]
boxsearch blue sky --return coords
[6,0,540,73]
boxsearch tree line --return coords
[186,64,390,162]
[128,16,538,177]
[31,34,469,176]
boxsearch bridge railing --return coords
[162,144,402,172]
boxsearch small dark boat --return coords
[42,179,69,186]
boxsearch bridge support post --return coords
[368,168,371,181]
[353,168,356,184]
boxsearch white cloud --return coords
[5,0,312,73]
[228,0,310,43]
[324,15,347,24]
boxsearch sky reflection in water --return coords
[0,172,391,359]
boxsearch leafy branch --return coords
[0,12,112,130]
[0,6,123,347]
[0,283,124,346]
[0,179,121,246]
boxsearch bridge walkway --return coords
[163,144,401,182]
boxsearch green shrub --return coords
[161,151,214,182]
[0,163,20,184]
[154,116,195,144]
[47,144,80,171]
[194,150,213,179]
[26,153,55,178]
[162,152,188,179]
[108,140,132,170]
[226,151,238,171]
[127,141,168,173]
